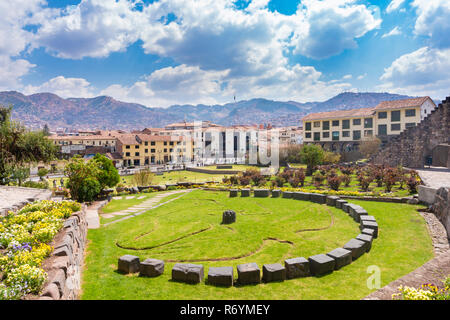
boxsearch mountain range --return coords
[0,91,434,131]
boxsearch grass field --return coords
[81,189,433,300]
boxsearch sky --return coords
[1,0,449,107]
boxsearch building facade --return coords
[302,97,436,151]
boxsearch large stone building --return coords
[302,97,436,152]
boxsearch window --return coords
[323,132,330,138]
[164,141,167,146]
[405,123,416,128]
[342,120,350,129]
[364,118,373,128]
[342,131,350,137]
[314,121,321,128]
[305,122,311,131]
[378,112,387,119]
[126,145,130,149]
[322,121,330,130]
[405,109,416,117]
[170,141,174,146]
[305,132,311,139]
[391,123,401,131]
[332,120,339,127]
[151,141,155,146]
[314,132,320,141]
[151,149,156,153]
[391,110,400,122]
[144,141,148,146]
[353,118,361,126]
[135,152,140,156]
[364,130,373,137]
[378,124,387,136]
[145,149,148,153]
[332,131,339,141]
[125,152,130,157]
[164,148,167,153]
[353,130,361,140]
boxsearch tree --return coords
[43,124,50,136]
[64,156,102,202]
[0,106,57,185]
[279,145,302,164]
[300,144,324,176]
[11,167,30,186]
[359,137,381,158]
[323,151,341,164]
[38,168,49,180]
[93,153,120,189]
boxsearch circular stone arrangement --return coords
[117,189,378,286]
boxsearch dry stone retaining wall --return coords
[39,205,88,300]
[431,187,450,240]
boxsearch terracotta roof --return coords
[50,135,117,141]
[302,107,375,121]
[374,96,432,111]
[106,152,123,160]
[116,134,139,145]
[138,134,178,142]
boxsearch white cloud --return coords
[0,57,36,91]
[23,76,96,98]
[379,46,450,99]
[291,0,381,59]
[100,63,352,107]
[357,73,367,80]
[386,0,405,13]
[411,0,450,48]
[342,74,353,80]
[381,26,402,38]
[35,0,144,59]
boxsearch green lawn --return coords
[121,170,229,186]
[81,189,433,300]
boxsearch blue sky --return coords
[1,0,449,107]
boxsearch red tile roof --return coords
[374,96,433,110]
[302,107,375,121]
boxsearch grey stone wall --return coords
[370,96,450,168]
[432,188,450,240]
[39,205,88,300]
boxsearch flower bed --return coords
[392,277,450,300]
[0,200,81,300]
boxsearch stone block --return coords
[356,234,373,252]
[351,207,368,223]
[335,199,347,209]
[326,248,352,270]
[41,283,60,300]
[254,189,270,198]
[207,267,234,287]
[342,203,351,213]
[50,269,66,297]
[229,189,238,197]
[360,215,376,222]
[418,185,437,205]
[271,190,281,198]
[262,263,286,282]
[237,263,260,285]
[343,239,367,260]
[172,263,204,284]
[284,257,310,279]
[282,191,293,199]
[241,189,250,197]
[51,256,69,277]
[222,210,236,224]
[118,255,140,274]
[139,259,164,277]
[308,254,335,276]
[361,228,376,237]
[360,220,379,238]
[310,193,327,204]
[326,196,340,207]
